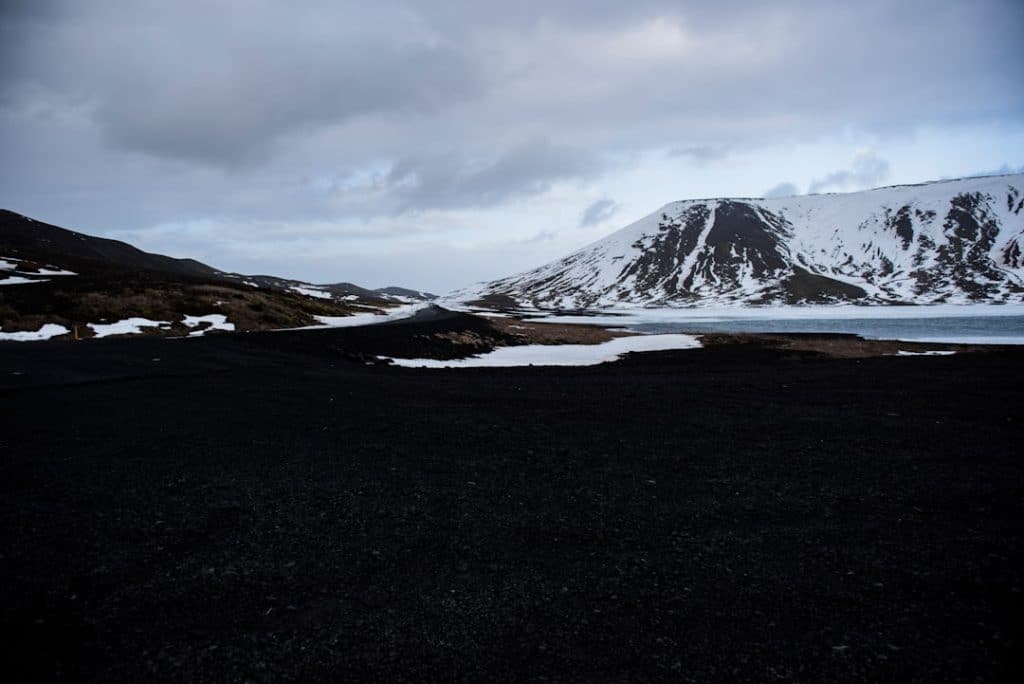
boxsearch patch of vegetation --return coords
[0,279,367,337]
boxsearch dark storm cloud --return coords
[762,182,800,199]
[385,139,602,211]
[579,198,618,227]
[808,153,890,194]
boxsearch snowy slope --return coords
[453,174,1024,308]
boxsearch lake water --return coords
[630,315,1024,345]
[526,306,1024,345]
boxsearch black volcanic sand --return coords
[1,319,1023,682]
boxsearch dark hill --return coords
[0,209,223,280]
[0,210,410,338]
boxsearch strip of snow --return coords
[88,317,170,338]
[0,323,69,341]
[0,258,18,270]
[387,333,702,368]
[676,204,716,286]
[0,276,48,286]
[896,350,957,356]
[894,335,1024,345]
[182,314,235,337]
[289,285,332,299]
[34,267,77,276]
[309,302,429,328]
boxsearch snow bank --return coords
[289,285,332,299]
[0,323,70,341]
[896,350,957,356]
[1,256,75,277]
[895,335,1024,345]
[387,333,701,368]
[182,314,235,337]
[310,302,429,328]
[0,276,48,286]
[88,317,170,338]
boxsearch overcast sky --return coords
[2,0,1022,292]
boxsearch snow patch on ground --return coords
[0,323,70,341]
[387,333,702,368]
[289,285,332,299]
[896,350,957,356]
[310,303,429,328]
[182,314,235,337]
[1,256,76,276]
[88,317,170,338]
[0,276,48,286]
[895,335,1024,345]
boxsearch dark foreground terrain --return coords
[2,321,1023,682]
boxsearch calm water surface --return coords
[631,315,1024,344]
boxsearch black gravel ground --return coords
[1,323,1022,682]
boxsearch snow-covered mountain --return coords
[453,174,1024,308]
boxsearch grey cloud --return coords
[6,1,1021,166]
[523,230,558,243]
[808,153,890,194]
[579,198,618,227]
[98,44,479,166]
[668,146,728,166]
[3,2,483,167]
[961,164,1024,179]
[4,1,1022,174]
[386,139,603,211]
[762,182,800,199]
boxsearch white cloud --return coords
[808,152,890,194]
[763,182,800,198]
[579,198,618,227]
